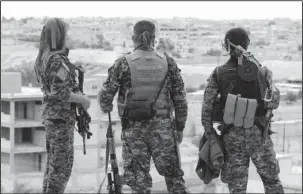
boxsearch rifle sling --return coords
[152,70,168,106]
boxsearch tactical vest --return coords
[217,61,266,118]
[124,50,170,119]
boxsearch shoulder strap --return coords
[153,68,169,104]
[153,53,169,104]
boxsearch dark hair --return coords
[132,20,156,49]
[224,27,250,50]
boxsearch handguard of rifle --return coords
[262,109,273,144]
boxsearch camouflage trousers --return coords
[121,118,187,194]
[221,125,284,194]
[42,119,75,194]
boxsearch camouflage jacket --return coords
[40,53,77,121]
[98,50,188,131]
[201,62,280,134]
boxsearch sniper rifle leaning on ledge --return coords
[97,112,122,194]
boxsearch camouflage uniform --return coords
[201,63,284,193]
[40,53,77,194]
[98,50,188,194]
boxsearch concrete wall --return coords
[1,127,10,140]
[1,153,10,164]
[33,153,46,172]
[74,149,99,170]
[32,128,46,147]
[15,153,36,173]
[1,72,22,93]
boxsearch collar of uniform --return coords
[228,57,239,65]
[134,46,155,52]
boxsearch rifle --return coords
[75,66,93,155]
[262,109,273,145]
[97,113,122,194]
[172,117,181,168]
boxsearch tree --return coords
[156,38,175,52]
[188,47,195,53]
[96,34,104,46]
[268,20,276,26]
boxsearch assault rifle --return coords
[262,109,273,144]
[75,66,93,155]
[97,113,122,194]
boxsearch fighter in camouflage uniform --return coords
[34,18,91,194]
[98,20,188,194]
[201,28,284,193]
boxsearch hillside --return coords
[1,17,302,88]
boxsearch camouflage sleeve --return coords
[166,55,188,131]
[97,57,124,113]
[264,69,280,110]
[48,58,72,102]
[201,68,219,134]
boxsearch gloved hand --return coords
[176,131,183,145]
[102,104,113,113]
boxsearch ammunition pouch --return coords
[124,100,157,121]
[222,94,258,128]
[233,96,248,127]
[243,99,258,128]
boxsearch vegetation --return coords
[203,48,221,56]
[285,91,298,102]
[185,86,198,93]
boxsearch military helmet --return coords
[224,28,250,51]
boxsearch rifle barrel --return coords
[83,134,86,155]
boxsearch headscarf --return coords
[132,20,156,50]
[35,18,69,83]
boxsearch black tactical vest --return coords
[217,60,266,117]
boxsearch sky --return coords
[1,1,302,20]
